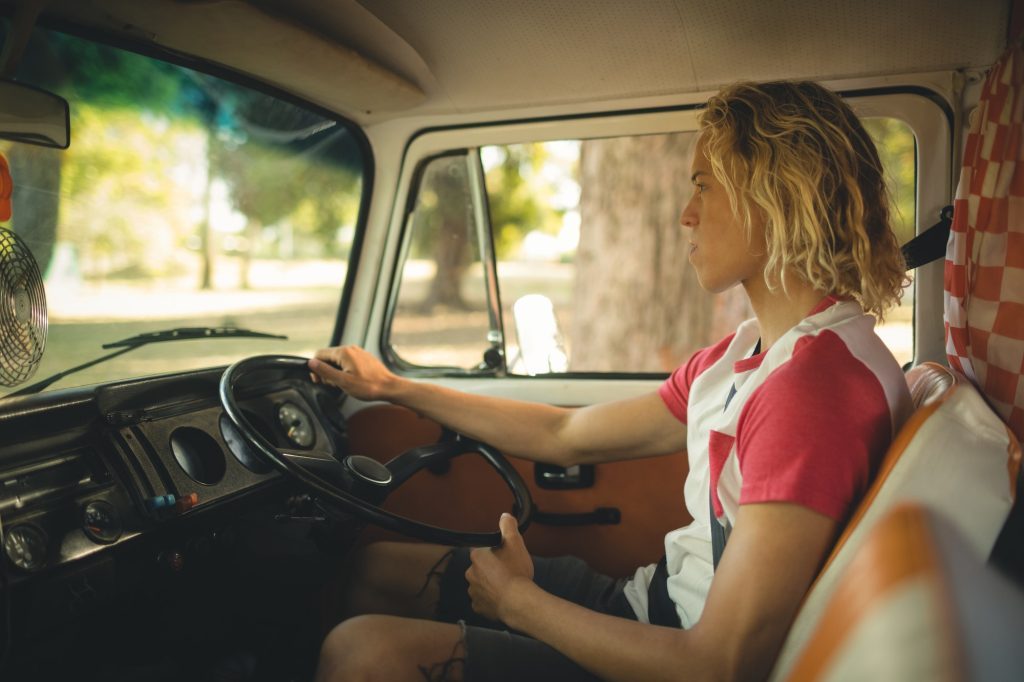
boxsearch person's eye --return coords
[694,182,707,195]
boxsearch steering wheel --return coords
[219,354,534,546]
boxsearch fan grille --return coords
[0,227,47,386]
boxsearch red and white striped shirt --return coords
[623,296,912,627]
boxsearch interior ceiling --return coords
[23,0,1014,124]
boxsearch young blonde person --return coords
[309,80,912,682]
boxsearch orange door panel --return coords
[346,404,692,578]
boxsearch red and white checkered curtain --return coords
[945,44,1024,441]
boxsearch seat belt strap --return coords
[710,381,740,571]
[709,338,758,570]
[709,492,728,571]
[647,557,683,628]
[901,205,953,270]
[646,341,758,626]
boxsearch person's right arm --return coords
[308,346,685,467]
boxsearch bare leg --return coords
[316,615,466,682]
[337,541,456,622]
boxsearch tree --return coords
[6,28,189,275]
[863,118,916,245]
[486,144,561,258]
[402,145,562,313]
[570,133,749,372]
[408,155,478,312]
[200,82,362,288]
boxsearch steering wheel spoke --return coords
[384,440,468,488]
[220,354,534,546]
[280,450,352,491]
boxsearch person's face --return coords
[680,135,767,293]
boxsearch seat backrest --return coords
[782,504,1024,682]
[771,362,1021,680]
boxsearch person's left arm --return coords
[468,507,837,682]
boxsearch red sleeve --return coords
[658,333,734,424]
[735,332,893,521]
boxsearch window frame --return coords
[382,148,508,376]
[372,88,952,381]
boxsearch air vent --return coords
[0,449,102,515]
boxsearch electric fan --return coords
[0,227,47,387]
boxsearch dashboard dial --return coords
[277,401,315,448]
[82,500,123,544]
[3,524,48,571]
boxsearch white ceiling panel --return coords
[21,0,1014,123]
[359,0,701,112]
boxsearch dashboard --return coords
[0,364,359,680]
[0,364,350,581]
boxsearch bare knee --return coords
[316,614,465,682]
[343,541,454,619]
[316,615,392,682]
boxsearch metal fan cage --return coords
[0,227,47,386]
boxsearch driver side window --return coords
[385,120,916,376]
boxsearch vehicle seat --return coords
[770,362,1022,680]
[781,503,1024,682]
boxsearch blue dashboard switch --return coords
[146,494,177,511]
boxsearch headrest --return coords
[906,362,955,408]
[782,504,1024,681]
[771,364,1021,680]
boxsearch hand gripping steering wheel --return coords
[219,355,534,546]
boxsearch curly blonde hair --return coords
[699,81,908,318]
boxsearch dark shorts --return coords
[435,548,637,681]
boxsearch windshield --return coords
[0,27,365,397]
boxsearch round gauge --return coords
[82,500,123,544]
[277,401,316,449]
[219,413,272,474]
[3,524,48,572]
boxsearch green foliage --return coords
[485,144,564,258]
[864,117,917,245]
[6,25,365,281]
[58,106,204,278]
[211,126,360,256]
[15,29,190,116]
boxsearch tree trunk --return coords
[417,158,476,313]
[571,134,749,372]
[420,222,471,312]
[199,154,215,291]
[239,217,261,290]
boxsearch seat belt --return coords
[901,205,953,270]
[708,340,758,570]
[646,341,759,628]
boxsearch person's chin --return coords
[696,272,742,295]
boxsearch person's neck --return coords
[742,273,829,351]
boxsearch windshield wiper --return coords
[101,326,287,348]
[7,327,288,397]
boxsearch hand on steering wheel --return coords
[220,355,533,546]
[308,345,396,402]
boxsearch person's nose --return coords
[680,194,698,231]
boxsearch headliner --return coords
[7,0,1013,125]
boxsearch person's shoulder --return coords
[758,326,907,423]
[689,331,736,375]
[773,329,884,390]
